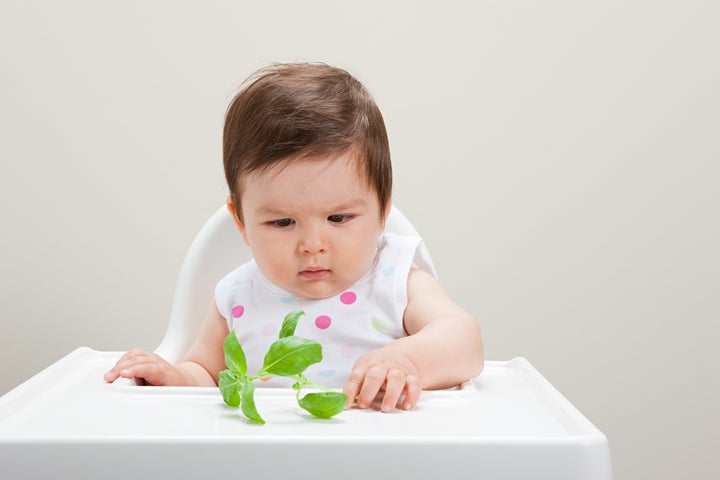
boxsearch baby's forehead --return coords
[240,152,380,214]
[246,151,371,187]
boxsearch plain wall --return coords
[1,1,718,479]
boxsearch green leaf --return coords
[240,381,265,424]
[218,369,243,408]
[279,310,305,338]
[298,392,347,419]
[261,336,322,376]
[224,331,247,376]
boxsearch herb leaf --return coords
[261,336,322,376]
[218,369,242,408]
[223,331,247,376]
[221,315,345,422]
[240,382,265,424]
[298,392,347,419]
[279,310,305,338]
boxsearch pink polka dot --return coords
[231,305,245,318]
[340,291,357,305]
[340,344,357,359]
[315,315,332,329]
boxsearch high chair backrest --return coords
[154,205,437,363]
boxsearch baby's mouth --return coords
[299,267,330,280]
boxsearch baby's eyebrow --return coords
[254,198,368,217]
[328,198,367,212]
[255,206,290,217]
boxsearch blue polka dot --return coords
[382,266,395,276]
[318,370,335,377]
[281,296,296,303]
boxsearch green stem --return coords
[243,371,339,411]
[302,381,335,393]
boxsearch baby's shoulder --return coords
[215,260,256,295]
[379,232,422,254]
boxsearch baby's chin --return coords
[287,281,356,301]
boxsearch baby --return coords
[105,63,484,412]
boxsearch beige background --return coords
[1,1,718,479]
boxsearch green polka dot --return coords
[372,317,388,333]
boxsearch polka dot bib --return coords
[215,233,423,388]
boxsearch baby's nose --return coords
[299,226,328,254]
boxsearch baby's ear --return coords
[226,197,249,245]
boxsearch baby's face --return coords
[237,151,385,300]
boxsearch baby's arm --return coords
[103,302,229,386]
[343,268,484,411]
[395,269,484,389]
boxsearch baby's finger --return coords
[104,349,151,382]
[117,354,151,370]
[343,369,365,409]
[402,374,422,410]
[104,360,135,383]
[123,348,151,362]
[356,365,386,409]
[103,369,121,383]
[118,362,160,384]
[381,368,406,412]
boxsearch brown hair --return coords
[223,62,392,221]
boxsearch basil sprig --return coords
[218,310,347,424]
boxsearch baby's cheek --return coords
[260,256,292,285]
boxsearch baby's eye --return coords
[328,214,352,224]
[269,218,295,228]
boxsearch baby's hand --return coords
[342,346,421,413]
[103,349,188,386]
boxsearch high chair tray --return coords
[0,348,611,480]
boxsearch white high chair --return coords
[0,205,613,480]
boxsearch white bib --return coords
[215,233,423,387]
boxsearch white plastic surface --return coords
[0,348,612,479]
